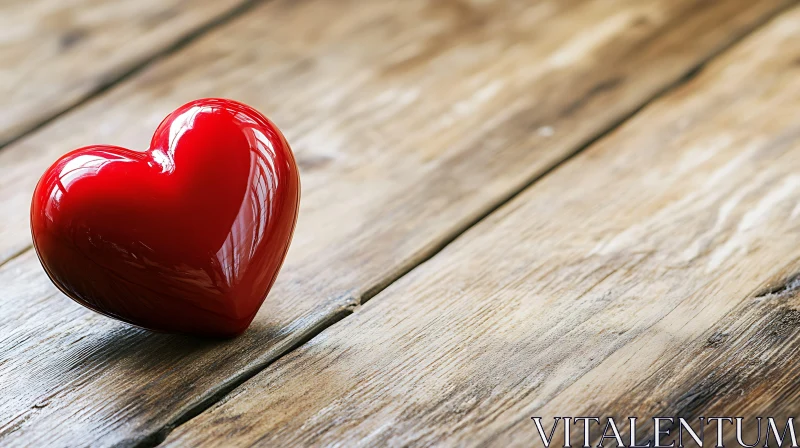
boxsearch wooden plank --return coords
[492,270,800,447]
[0,0,791,446]
[164,6,800,446]
[0,0,252,147]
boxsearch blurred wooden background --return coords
[1,0,800,446]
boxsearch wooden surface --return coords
[0,0,798,446]
[0,0,252,147]
[165,7,800,446]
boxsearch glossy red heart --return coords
[31,99,300,337]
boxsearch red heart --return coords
[30,99,300,337]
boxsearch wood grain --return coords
[498,269,800,447]
[0,0,792,446]
[165,6,800,446]
[0,0,252,147]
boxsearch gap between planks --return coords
[482,252,800,446]
[480,253,800,444]
[133,3,800,446]
[0,0,271,154]
[0,246,31,271]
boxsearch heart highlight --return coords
[31,98,300,337]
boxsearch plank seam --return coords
[0,0,277,267]
[604,256,800,407]
[12,2,794,446]
[0,0,272,153]
[482,257,800,446]
[475,5,800,439]
[0,246,33,270]
[129,306,353,448]
[142,3,800,446]
[140,4,798,445]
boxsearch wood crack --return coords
[755,272,800,298]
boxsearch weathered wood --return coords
[0,0,792,446]
[0,0,252,147]
[498,270,800,447]
[165,6,800,446]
